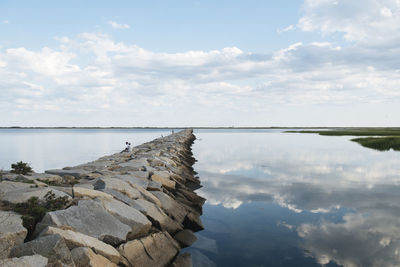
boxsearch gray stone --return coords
[94,177,141,200]
[183,211,204,232]
[102,189,136,206]
[73,186,113,199]
[0,181,71,204]
[118,232,180,267]
[45,169,89,178]
[27,173,63,184]
[169,253,192,267]
[131,199,183,233]
[118,158,149,171]
[10,234,75,266]
[174,230,197,248]
[0,211,27,259]
[39,226,120,264]
[129,170,150,180]
[147,180,163,191]
[152,191,188,223]
[37,199,131,246]
[112,174,148,188]
[96,198,151,239]
[71,247,117,267]
[0,255,48,267]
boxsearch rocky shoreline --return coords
[0,129,204,266]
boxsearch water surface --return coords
[188,129,400,267]
[2,128,400,267]
[0,128,175,172]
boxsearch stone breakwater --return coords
[0,129,204,267]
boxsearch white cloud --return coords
[298,0,400,47]
[3,20,9,24]
[277,24,295,34]
[108,20,130,29]
[1,21,400,126]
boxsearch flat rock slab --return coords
[10,234,74,267]
[131,199,183,233]
[39,226,120,264]
[37,199,131,246]
[96,198,151,239]
[151,191,188,223]
[113,174,149,189]
[45,169,89,178]
[147,180,162,191]
[73,186,113,199]
[0,255,48,267]
[119,232,180,267]
[174,230,197,248]
[0,211,27,259]
[71,247,117,267]
[118,159,149,171]
[94,177,141,200]
[151,173,176,191]
[0,181,71,204]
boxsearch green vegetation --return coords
[287,128,400,152]
[286,128,400,136]
[13,191,70,239]
[10,161,33,175]
[351,137,400,151]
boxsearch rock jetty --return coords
[0,129,204,267]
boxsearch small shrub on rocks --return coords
[13,191,70,240]
[10,161,33,175]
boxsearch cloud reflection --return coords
[193,130,400,266]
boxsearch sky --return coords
[1,0,400,127]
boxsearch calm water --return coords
[188,129,400,267]
[0,128,176,173]
[2,129,400,267]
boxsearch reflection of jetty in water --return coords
[190,129,400,267]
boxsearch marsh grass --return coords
[286,128,400,136]
[351,137,400,151]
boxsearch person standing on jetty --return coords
[123,141,131,152]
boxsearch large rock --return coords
[131,199,183,233]
[73,186,113,199]
[129,171,150,180]
[118,158,149,171]
[151,173,176,191]
[37,200,131,246]
[0,181,71,204]
[96,198,151,239]
[173,230,197,248]
[119,232,180,267]
[151,191,188,223]
[39,226,120,264]
[45,169,89,178]
[0,211,27,259]
[147,180,163,191]
[169,253,192,267]
[178,188,206,206]
[130,183,162,207]
[112,174,148,188]
[71,247,117,267]
[94,177,141,200]
[183,212,204,232]
[102,189,136,206]
[10,234,75,266]
[0,255,48,267]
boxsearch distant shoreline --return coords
[1,126,400,130]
